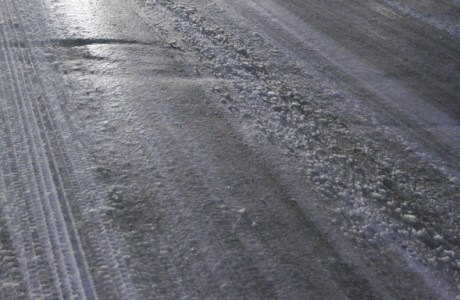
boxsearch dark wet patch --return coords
[49,38,151,48]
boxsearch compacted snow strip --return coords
[0,28,87,300]
[0,1,97,298]
[0,0,138,299]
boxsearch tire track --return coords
[0,0,137,298]
[0,3,93,298]
[19,0,138,297]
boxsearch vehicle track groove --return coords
[12,0,137,296]
[0,5,88,298]
[0,0,138,298]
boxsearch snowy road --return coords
[0,0,459,299]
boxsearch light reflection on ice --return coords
[43,0,149,40]
[46,0,106,37]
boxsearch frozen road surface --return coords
[0,0,459,299]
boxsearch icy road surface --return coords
[0,0,459,299]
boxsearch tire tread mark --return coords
[0,1,96,298]
[0,19,65,300]
[20,0,138,297]
[0,0,138,298]
[13,0,137,297]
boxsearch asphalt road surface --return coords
[0,0,459,299]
